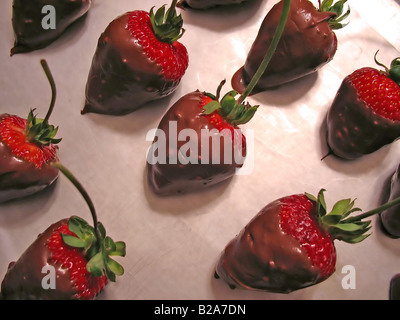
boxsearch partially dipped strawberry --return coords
[1,164,126,300]
[215,189,385,293]
[11,0,92,55]
[146,80,256,195]
[177,0,252,9]
[82,0,188,116]
[232,0,349,93]
[325,53,400,159]
[0,60,61,203]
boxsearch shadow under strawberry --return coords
[10,0,92,55]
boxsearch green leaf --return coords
[203,101,221,115]
[330,198,351,216]
[86,252,105,277]
[61,234,87,248]
[106,258,125,277]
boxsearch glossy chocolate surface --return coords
[0,114,59,203]
[83,12,181,116]
[390,273,400,300]
[232,0,337,93]
[147,91,246,196]
[326,78,400,160]
[11,0,92,55]
[380,164,400,238]
[215,197,322,293]
[1,219,78,300]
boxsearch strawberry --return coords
[325,52,400,159]
[146,80,255,195]
[1,164,126,300]
[0,60,61,203]
[11,0,92,55]
[177,0,252,9]
[215,189,379,293]
[82,0,189,116]
[231,0,349,93]
[380,164,400,238]
[147,0,292,195]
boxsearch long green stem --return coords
[40,59,56,123]
[345,196,400,223]
[167,0,178,20]
[51,162,102,247]
[237,0,291,104]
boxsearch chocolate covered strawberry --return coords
[325,52,400,160]
[1,164,126,300]
[11,0,92,55]
[380,164,400,238]
[215,189,384,293]
[177,0,252,9]
[82,0,188,116]
[147,0,291,196]
[0,60,61,203]
[231,0,349,93]
[146,80,256,195]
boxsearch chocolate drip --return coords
[147,91,246,196]
[326,79,400,160]
[83,12,181,116]
[1,219,78,300]
[232,0,337,93]
[215,197,322,293]
[11,0,92,55]
[0,114,59,203]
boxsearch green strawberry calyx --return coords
[306,188,400,244]
[62,216,126,282]
[51,162,126,282]
[203,80,258,126]
[25,60,62,146]
[374,50,400,86]
[150,0,185,44]
[305,189,370,244]
[319,0,351,29]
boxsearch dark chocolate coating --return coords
[0,114,59,204]
[232,0,337,93]
[147,91,246,196]
[380,164,400,238]
[215,197,322,293]
[390,274,400,300]
[177,0,251,9]
[1,219,79,300]
[326,78,400,160]
[11,0,92,55]
[83,12,182,116]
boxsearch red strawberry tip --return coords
[149,0,185,44]
[318,0,350,29]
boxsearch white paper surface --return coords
[0,0,400,300]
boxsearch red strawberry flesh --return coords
[0,114,58,169]
[348,67,400,121]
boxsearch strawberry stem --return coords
[40,59,56,124]
[50,162,102,250]
[345,195,400,223]
[237,0,291,104]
